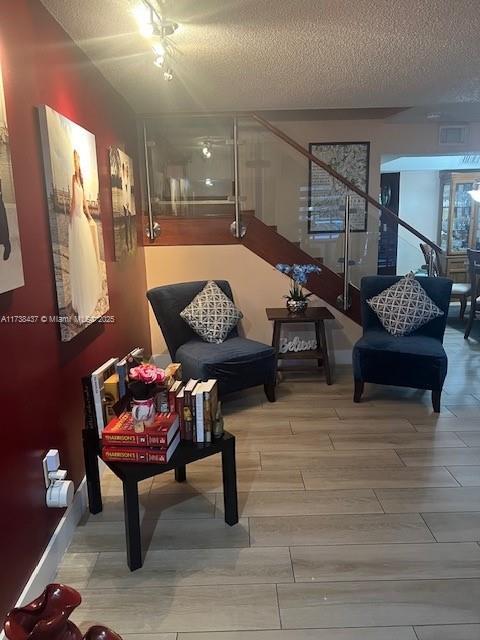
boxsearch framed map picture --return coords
[308,142,370,234]
[109,147,137,260]
[38,106,109,342]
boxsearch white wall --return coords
[397,171,440,275]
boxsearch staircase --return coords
[144,113,443,327]
[236,113,442,325]
[243,217,361,323]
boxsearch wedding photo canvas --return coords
[38,105,109,341]
[109,147,137,260]
[0,60,24,294]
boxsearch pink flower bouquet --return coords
[128,364,166,400]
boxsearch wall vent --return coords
[439,125,469,145]
[462,154,480,165]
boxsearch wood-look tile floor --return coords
[58,325,480,639]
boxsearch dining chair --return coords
[420,243,470,320]
[464,248,480,339]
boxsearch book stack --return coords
[182,378,221,444]
[102,412,180,463]
[83,352,223,464]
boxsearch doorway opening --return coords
[379,153,480,279]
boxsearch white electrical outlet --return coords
[42,449,60,489]
[42,449,74,508]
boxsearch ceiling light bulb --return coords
[140,23,154,37]
[133,3,154,37]
[154,55,165,68]
[163,68,173,81]
[205,178,213,186]
[132,2,149,23]
[202,143,212,158]
[152,42,166,56]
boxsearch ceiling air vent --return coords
[439,125,469,145]
[462,154,480,165]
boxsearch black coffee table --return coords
[83,429,238,570]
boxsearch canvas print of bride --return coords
[39,106,109,341]
[0,60,24,294]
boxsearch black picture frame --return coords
[308,141,370,234]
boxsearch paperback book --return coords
[81,375,98,431]
[169,380,183,413]
[104,372,120,422]
[193,384,205,443]
[176,387,185,439]
[91,357,119,435]
[116,347,144,397]
[183,379,198,441]
[203,379,218,441]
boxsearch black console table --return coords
[83,428,238,571]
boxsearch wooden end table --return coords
[83,429,238,571]
[266,307,334,384]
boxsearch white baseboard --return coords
[0,476,91,640]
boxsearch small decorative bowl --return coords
[286,299,307,314]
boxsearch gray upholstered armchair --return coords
[147,280,277,401]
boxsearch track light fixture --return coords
[152,42,166,56]
[153,54,165,68]
[202,141,212,159]
[133,1,178,81]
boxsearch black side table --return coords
[83,429,238,571]
[266,306,334,384]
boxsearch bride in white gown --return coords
[68,150,101,321]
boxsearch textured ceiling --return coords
[41,0,480,115]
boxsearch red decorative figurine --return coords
[4,584,122,640]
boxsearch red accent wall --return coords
[0,1,151,618]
